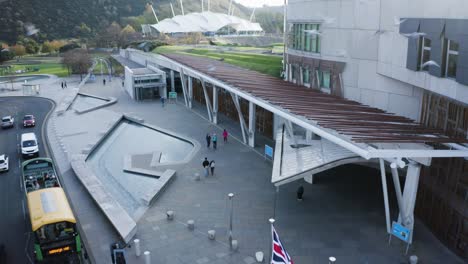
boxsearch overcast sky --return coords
[234,0,284,8]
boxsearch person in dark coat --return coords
[206,133,211,148]
[202,157,210,176]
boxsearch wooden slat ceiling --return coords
[164,53,468,144]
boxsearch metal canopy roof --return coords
[164,53,466,145]
[147,51,468,160]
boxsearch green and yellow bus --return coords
[22,158,83,263]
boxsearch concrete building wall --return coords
[124,66,135,99]
[287,0,468,121]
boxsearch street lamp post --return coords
[228,193,234,249]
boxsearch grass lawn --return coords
[154,46,283,78]
[1,57,69,77]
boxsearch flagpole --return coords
[269,218,275,263]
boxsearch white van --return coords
[21,133,39,159]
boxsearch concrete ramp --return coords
[272,128,363,186]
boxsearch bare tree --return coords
[61,49,92,80]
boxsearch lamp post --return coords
[228,193,234,248]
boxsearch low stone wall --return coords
[70,155,137,243]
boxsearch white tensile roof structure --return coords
[151,11,263,34]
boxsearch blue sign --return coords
[391,221,411,243]
[265,145,274,159]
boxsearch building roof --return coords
[163,53,468,145]
[27,188,76,231]
[151,11,263,34]
[130,68,157,75]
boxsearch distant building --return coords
[285,0,468,258]
[148,11,264,36]
[124,66,166,101]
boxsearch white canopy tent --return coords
[151,11,263,34]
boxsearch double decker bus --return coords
[22,158,83,263]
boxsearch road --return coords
[0,96,54,264]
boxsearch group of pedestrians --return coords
[202,157,215,176]
[202,129,229,177]
[205,129,229,150]
[60,81,67,89]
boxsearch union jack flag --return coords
[271,225,294,264]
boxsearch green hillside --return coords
[0,0,249,43]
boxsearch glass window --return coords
[320,71,331,89]
[303,68,310,84]
[420,37,431,71]
[445,39,459,78]
[290,23,320,53]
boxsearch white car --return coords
[0,154,9,172]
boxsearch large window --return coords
[320,71,331,89]
[419,37,431,71]
[302,68,310,84]
[290,23,320,53]
[445,39,459,78]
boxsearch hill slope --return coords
[0,0,250,43]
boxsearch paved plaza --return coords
[1,74,464,263]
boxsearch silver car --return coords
[1,116,14,129]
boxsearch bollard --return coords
[409,255,418,264]
[208,230,216,240]
[134,239,141,257]
[144,251,151,264]
[187,220,195,230]
[166,211,174,220]
[231,240,238,251]
[329,256,336,263]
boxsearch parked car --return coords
[23,115,35,127]
[1,116,14,129]
[0,154,8,172]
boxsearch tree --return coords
[41,41,53,53]
[61,49,92,80]
[119,25,139,47]
[99,22,122,48]
[50,40,67,52]
[11,45,26,58]
[23,38,40,54]
[0,49,15,64]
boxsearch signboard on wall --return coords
[265,145,274,160]
[391,221,411,243]
[169,92,177,99]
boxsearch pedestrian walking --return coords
[103,79,106,85]
[206,133,211,148]
[209,160,215,176]
[202,157,210,176]
[61,82,64,89]
[161,96,165,107]
[64,81,67,88]
[222,129,228,143]
[212,133,218,150]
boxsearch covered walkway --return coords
[120,48,468,248]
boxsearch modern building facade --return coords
[285,0,468,258]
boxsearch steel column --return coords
[230,92,248,144]
[179,69,189,107]
[390,163,406,223]
[379,159,391,234]
[201,79,213,122]
[213,86,218,124]
[248,101,256,147]
[401,162,421,243]
[170,70,175,92]
[188,76,193,108]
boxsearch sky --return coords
[234,0,284,8]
